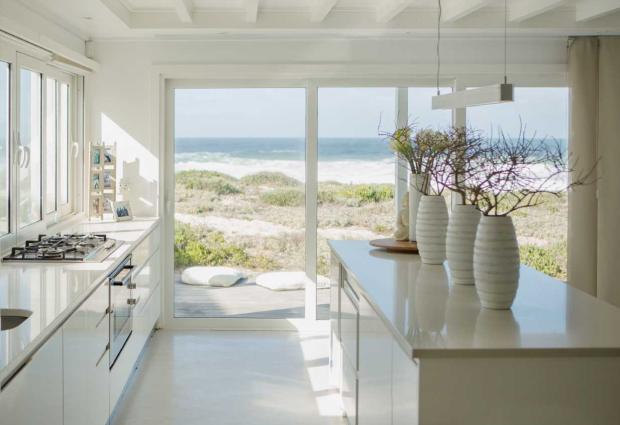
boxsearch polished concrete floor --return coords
[111,330,345,425]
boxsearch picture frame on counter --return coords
[112,201,133,221]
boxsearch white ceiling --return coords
[17,0,620,40]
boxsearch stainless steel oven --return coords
[109,255,135,368]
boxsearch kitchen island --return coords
[329,240,620,425]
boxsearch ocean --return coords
[175,137,568,186]
[175,137,396,184]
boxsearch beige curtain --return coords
[568,37,620,307]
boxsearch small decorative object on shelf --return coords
[112,201,133,221]
[393,191,409,241]
[89,142,117,220]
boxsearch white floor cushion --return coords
[181,266,244,287]
[256,271,308,291]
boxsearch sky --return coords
[174,87,569,140]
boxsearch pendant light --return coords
[431,0,514,110]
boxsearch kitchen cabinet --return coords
[357,293,392,425]
[392,340,418,425]
[0,332,63,425]
[63,281,110,425]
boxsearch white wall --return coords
[86,36,568,216]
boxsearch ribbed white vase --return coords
[408,173,426,242]
[416,195,449,265]
[446,205,481,285]
[473,216,520,310]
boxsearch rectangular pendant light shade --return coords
[431,83,514,110]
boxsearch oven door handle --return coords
[111,265,134,286]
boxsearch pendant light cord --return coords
[436,0,442,96]
[504,0,507,84]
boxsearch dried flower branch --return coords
[448,125,597,216]
[381,124,452,195]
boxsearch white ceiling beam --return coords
[174,0,194,23]
[509,0,567,22]
[244,0,259,23]
[442,0,493,22]
[99,0,132,27]
[377,0,411,24]
[576,0,620,21]
[311,0,339,23]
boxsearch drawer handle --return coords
[127,297,140,306]
[95,344,109,367]
[95,308,109,329]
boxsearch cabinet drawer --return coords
[342,355,358,425]
[132,248,160,314]
[132,226,160,271]
[341,278,359,369]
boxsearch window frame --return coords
[43,67,76,223]
[0,40,82,251]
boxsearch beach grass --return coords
[175,170,567,281]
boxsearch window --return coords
[0,61,8,235]
[45,78,72,216]
[173,88,307,319]
[467,87,570,280]
[19,68,42,228]
[0,44,80,245]
[45,78,57,214]
[317,87,397,318]
[408,87,452,130]
[59,83,69,206]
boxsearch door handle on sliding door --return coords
[23,146,31,168]
[71,141,79,159]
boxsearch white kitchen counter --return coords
[329,240,620,359]
[0,217,160,383]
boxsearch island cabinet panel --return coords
[63,282,110,425]
[340,275,359,370]
[329,256,342,388]
[0,332,63,425]
[418,356,620,425]
[392,340,419,425]
[357,294,393,425]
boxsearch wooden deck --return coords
[174,275,330,319]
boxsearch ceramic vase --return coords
[473,215,520,309]
[446,205,481,285]
[416,195,449,265]
[408,173,426,242]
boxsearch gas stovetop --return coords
[2,234,121,263]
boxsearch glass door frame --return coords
[165,79,318,329]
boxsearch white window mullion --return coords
[305,81,318,321]
[395,87,408,213]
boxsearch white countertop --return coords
[329,240,620,359]
[0,217,160,383]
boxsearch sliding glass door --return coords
[316,88,397,319]
[173,87,307,319]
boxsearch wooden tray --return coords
[369,238,418,254]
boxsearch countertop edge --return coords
[328,240,620,363]
[0,218,161,386]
